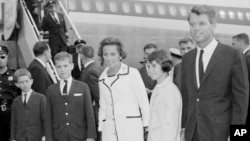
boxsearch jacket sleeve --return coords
[83,83,97,139]
[161,85,182,141]
[45,88,54,141]
[10,100,17,140]
[40,95,46,136]
[29,66,47,95]
[84,70,100,107]
[131,69,150,127]
[231,51,249,124]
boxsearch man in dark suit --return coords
[79,45,102,129]
[46,52,96,141]
[138,43,157,101]
[41,0,69,57]
[181,5,249,141]
[232,33,250,125]
[72,39,86,80]
[28,41,53,95]
[11,68,46,141]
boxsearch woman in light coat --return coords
[147,49,182,141]
[98,37,150,141]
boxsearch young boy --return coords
[46,52,96,141]
[11,68,46,141]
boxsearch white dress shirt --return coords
[22,89,33,104]
[195,39,218,87]
[59,77,73,95]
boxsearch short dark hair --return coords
[147,49,173,73]
[143,43,157,52]
[54,52,73,63]
[80,45,94,58]
[232,33,249,45]
[98,37,127,62]
[33,41,50,57]
[188,5,217,24]
[179,37,194,45]
[14,68,32,82]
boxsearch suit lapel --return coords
[200,43,221,86]
[27,92,37,106]
[191,49,198,90]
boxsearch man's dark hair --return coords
[80,45,94,59]
[179,37,194,45]
[33,41,50,57]
[232,33,249,45]
[143,43,157,52]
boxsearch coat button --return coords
[197,98,200,102]
[65,102,68,105]
[65,113,68,116]
[66,123,69,126]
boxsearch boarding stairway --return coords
[1,0,81,83]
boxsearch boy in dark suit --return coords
[46,52,96,141]
[79,45,102,137]
[11,68,46,141]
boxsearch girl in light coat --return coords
[98,37,150,141]
[147,49,182,141]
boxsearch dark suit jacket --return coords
[80,62,102,125]
[41,12,68,56]
[46,79,96,141]
[11,91,46,141]
[244,50,250,125]
[28,59,53,95]
[139,65,156,89]
[181,43,249,141]
[173,62,187,128]
[72,53,82,80]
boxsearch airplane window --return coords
[68,0,76,10]
[237,12,244,20]
[109,1,118,13]
[122,2,130,13]
[246,12,250,20]
[228,11,235,19]
[135,3,143,14]
[81,0,91,11]
[180,6,187,17]
[219,10,226,19]
[146,4,154,15]
[96,0,105,12]
[158,5,166,15]
[169,6,177,16]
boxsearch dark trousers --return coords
[0,109,11,141]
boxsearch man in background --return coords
[139,43,157,101]
[28,41,53,95]
[232,33,250,125]
[72,39,86,80]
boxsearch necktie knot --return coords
[63,80,68,95]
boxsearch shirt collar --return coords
[197,38,218,53]
[22,89,32,98]
[84,60,95,68]
[60,76,73,84]
[243,48,250,54]
[35,58,46,68]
